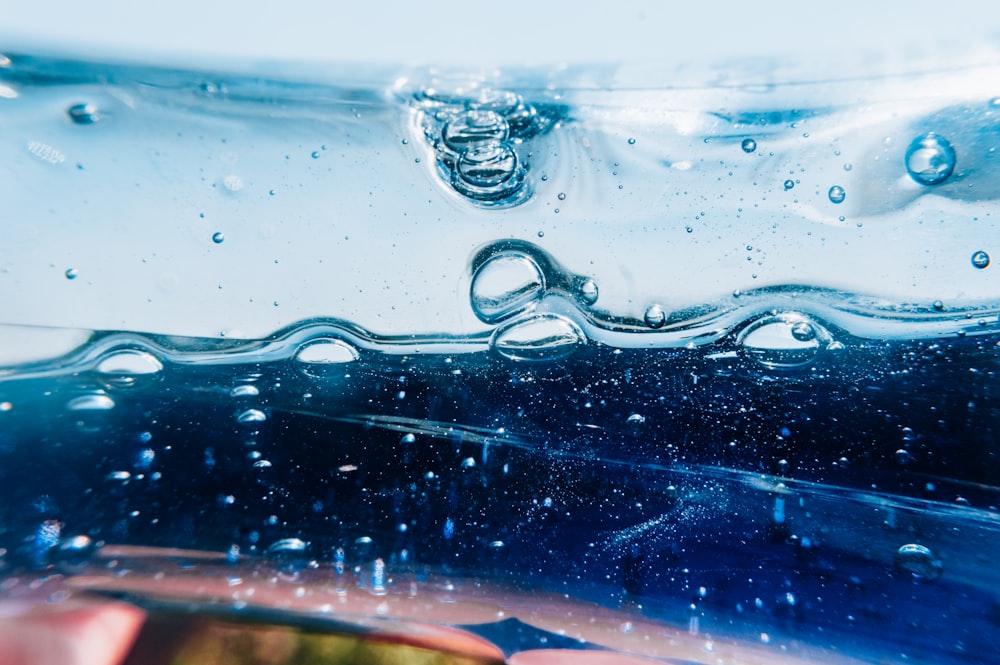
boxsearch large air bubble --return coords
[470,253,546,323]
[491,314,585,362]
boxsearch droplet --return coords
[905,133,956,186]
[578,278,599,305]
[738,313,831,369]
[492,314,585,362]
[783,179,794,190]
[95,349,163,388]
[64,268,78,280]
[67,103,99,124]
[470,253,545,323]
[894,543,943,581]
[644,304,666,329]
[295,339,359,364]
[442,110,509,151]
[452,142,524,201]
[828,185,846,204]
[67,393,115,411]
[741,138,757,153]
[237,409,267,424]
[971,250,990,269]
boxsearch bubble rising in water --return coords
[237,409,267,424]
[644,304,667,329]
[894,543,943,581]
[741,138,756,153]
[442,110,509,152]
[904,133,956,186]
[95,349,163,388]
[470,253,546,324]
[295,339,359,364]
[828,185,846,204]
[67,102,99,124]
[971,250,990,269]
[737,313,832,369]
[578,278,599,306]
[66,393,116,411]
[452,142,524,202]
[492,314,585,362]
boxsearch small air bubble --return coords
[578,278,599,305]
[311,151,320,159]
[64,268,78,280]
[905,133,956,186]
[971,250,990,269]
[557,192,566,201]
[741,138,757,153]
[212,232,225,244]
[828,185,846,204]
[627,137,636,145]
[894,543,943,581]
[644,304,666,329]
[783,179,795,190]
[67,103,99,124]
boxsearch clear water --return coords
[1,51,999,664]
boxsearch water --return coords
[1,51,1000,664]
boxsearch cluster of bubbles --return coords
[413,88,555,206]
[469,240,845,369]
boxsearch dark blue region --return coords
[0,332,998,663]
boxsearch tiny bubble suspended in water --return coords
[828,185,846,204]
[67,102,99,124]
[627,137,636,145]
[401,433,416,444]
[971,250,990,269]
[894,543,943,580]
[783,179,794,190]
[311,151,320,159]
[905,133,956,185]
[843,163,853,172]
[64,268,78,280]
[741,138,757,153]
[644,304,666,329]
[557,192,566,201]
[212,232,225,244]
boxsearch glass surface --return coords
[0,40,999,665]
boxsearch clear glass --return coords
[0,46,998,665]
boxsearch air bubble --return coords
[470,253,545,323]
[64,268,78,280]
[741,138,757,153]
[644,304,667,329]
[971,250,990,269]
[67,393,115,411]
[492,314,585,362]
[905,133,956,186]
[230,384,259,397]
[67,103,99,124]
[783,179,794,190]
[267,537,307,555]
[828,185,846,204]
[738,313,831,369]
[442,110,509,152]
[212,232,225,244]
[95,350,163,388]
[578,278,599,305]
[452,142,524,202]
[237,409,267,424]
[295,339,359,364]
[894,543,943,581]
